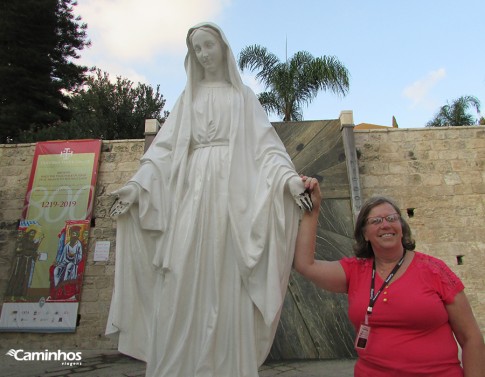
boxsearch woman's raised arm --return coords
[293,177,348,293]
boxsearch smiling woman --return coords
[293,181,485,377]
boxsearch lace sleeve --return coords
[416,252,464,304]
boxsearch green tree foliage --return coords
[238,45,350,121]
[0,0,89,143]
[426,95,481,127]
[17,70,168,142]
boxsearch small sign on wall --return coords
[93,241,110,262]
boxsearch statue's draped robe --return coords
[106,22,301,377]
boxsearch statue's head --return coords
[184,22,243,89]
[189,27,227,77]
[186,23,229,82]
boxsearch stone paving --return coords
[1,350,356,377]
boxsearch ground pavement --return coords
[1,349,356,377]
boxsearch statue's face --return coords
[191,29,224,75]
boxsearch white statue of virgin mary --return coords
[106,21,311,377]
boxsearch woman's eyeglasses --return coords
[366,213,400,226]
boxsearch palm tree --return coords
[426,95,481,127]
[238,45,350,121]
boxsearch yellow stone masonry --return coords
[0,126,483,351]
[355,126,485,332]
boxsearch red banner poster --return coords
[0,140,101,332]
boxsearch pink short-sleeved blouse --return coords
[340,251,464,377]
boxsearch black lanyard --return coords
[367,249,407,316]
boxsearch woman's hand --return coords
[287,176,313,212]
[293,177,347,293]
[301,175,322,213]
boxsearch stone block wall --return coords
[0,125,484,351]
[0,140,145,350]
[354,126,485,331]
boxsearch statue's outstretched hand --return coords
[287,176,313,212]
[109,184,139,218]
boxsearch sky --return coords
[76,0,485,128]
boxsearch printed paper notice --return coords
[94,241,110,262]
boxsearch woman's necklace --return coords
[376,252,406,278]
[377,263,395,275]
